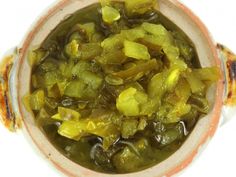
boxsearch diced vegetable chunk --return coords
[58,121,83,140]
[101,34,124,51]
[79,71,103,90]
[112,138,152,172]
[116,87,140,116]
[30,90,45,111]
[164,46,180,61]
[116,87,148,116]
[173,31,194,61]
[105,75,124,85]
[175,79,191,102]
[77,23,96,41]
[100,0,111,6]
[102,6,121,24]
[166,102,191,123]
[137,119,147,130]
[193,67,220,82]
[139,35,164,51]
[142,23,169,39]
[58,111,120,148]
[125,0,157,15]
[72,61,92,76]
[121,28,146,41]
[148,72,167,98]
[113,59,159,80]
[112,147,143,172]
[28,49,48,66]
[123,40,150,60]
[121,119,139,138]
[44,71,62,86]
[47,84,61,99]
[185,71,205,93]
[80,43,102,60]
[97,50,127,64]
[165,69,181,92]
[65,40,80,59]
[52,107,81,121]
[64,71,103,99]
[189,95,210,113]
[64,80,87,98]
[161,129,179,146]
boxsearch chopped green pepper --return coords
[116,87,149,116]
[77,23,96,41]
[112,147,143,172]
[116,87,140,116]
[165,69,181,92]
[52,107,81,121]
[30,90,45,111]
[123,40,151,60]
[102,6,121,24]
[121,27,146,41]
[125,0,158,15]
[58,111,121,149]
[64,80,87,98]
[78,71,103,90]
[121,119,139,138]
[28,48,48,66]
[79,43,103,60]
[113,59,159,80]
[101,34,124,52]
[185,71,205,94]
[65,39,80,59]
[193,67,220,82]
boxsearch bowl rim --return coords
[15,0,224,176]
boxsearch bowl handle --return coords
[217,44,236,126]
[0,47,20,131]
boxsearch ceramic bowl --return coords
[0,0,235,177]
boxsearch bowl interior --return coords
[16,0,223,176]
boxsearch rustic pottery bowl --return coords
[0,0,236,177]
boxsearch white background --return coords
[0,0,236,177]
